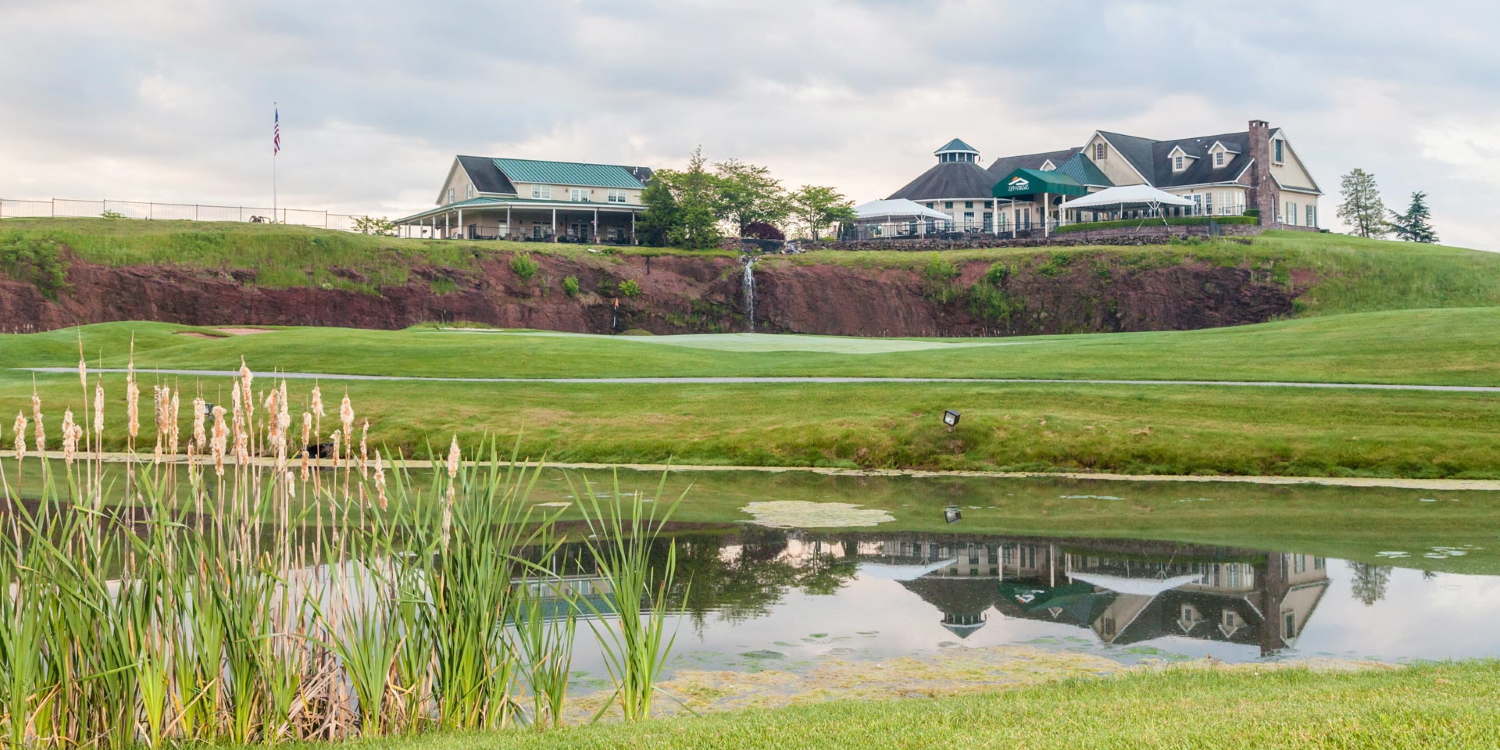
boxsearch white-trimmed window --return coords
[1205,193,1214,215]
[569,188,591,202]
[1215,152,1225,167]
[1094,143,1106,160]
[447,188,455,204]
[1173,155,1184,171]
[532,185,552,200]
[608,189,628,203]
[1287,202,1298,225]
[465,184,474,199]
[1274,140,1285,164]
[1306,205,1317,227]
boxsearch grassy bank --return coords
[288,661,1500,749]
[7,218,1500,317]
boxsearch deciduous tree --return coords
[1337,168,1387,239]
[713,159,789,235]
[790,186,856,241]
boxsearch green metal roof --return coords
[493,158,645,189]
[935,138,979,154]
[993,168,1086,198]
[1054,153,1113,188]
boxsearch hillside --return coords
[4,218,1500,335]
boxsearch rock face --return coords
[0,250,1302,336]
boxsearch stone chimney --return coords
[1246,119,1278,225]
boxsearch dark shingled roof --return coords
[985,148,1082,179]
[456,155,517,195]
[1149,131,1253,188]
[887,162,997,201]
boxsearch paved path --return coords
[19,367,1500,393]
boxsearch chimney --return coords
[1246,119,1278,225]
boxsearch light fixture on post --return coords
[943,410,961,433]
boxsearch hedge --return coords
[1054,216,1259,235]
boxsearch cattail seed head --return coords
[359,420,369,478]
[169,391,180,457]
[13,413,26,461]
[311,385,324,418]
[61,409,78,464]
[30,391,44,454]
[339,395,354,442]
[192,397,206,449]
[446,435,461,479]
[93,380,105,435]
[210,405,228,477]
[373,450,388,509]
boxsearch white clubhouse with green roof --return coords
[395,156,653,242]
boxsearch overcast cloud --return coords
[2,0,1498,248]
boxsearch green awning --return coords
[993,168,1086,199]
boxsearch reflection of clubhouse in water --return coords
[851,535,1330,656]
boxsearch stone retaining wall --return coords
[808,222,1264,252]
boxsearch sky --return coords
[2,0,1498,249]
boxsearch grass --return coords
[8,311,1500,478]
[276,661,1500,749]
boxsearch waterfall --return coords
[742,255,757,331]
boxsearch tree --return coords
[790,185,857,241]
[713,159,789,235]
[352,216,396,236]
[1349,563,1392,606]
[1389,191,1439,244]
[1337,168,1387,239]
[636,177,680,247]
[667,146,723,250]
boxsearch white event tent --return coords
[850,199,955,240]
[1060,185,1194,223]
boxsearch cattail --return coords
[30,390,44,454]
[192,397,207,449]
[300,412,313,481]
[152,385,165,464]
[446,435,461,477]
[126,358,140,439]
[169,391,180,457]
[13,413,26,461]
[93,379,105,436]
[373,450,387,509]
[339,394,354,448]
[330,429,342,469]
[61,409,78,464]
[231,387,248,467]
[285,469,297,499]
[211,405,228,477]
[77,356,87,391]
[311,385,325,419]
[239,358,254,427]
[359,420,369,478]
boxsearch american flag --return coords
[273,107,281,155]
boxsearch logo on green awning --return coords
[1007,176,1030,192]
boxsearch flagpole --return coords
[272,102,278,224]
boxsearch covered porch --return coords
[993,168,1087,238]
[394,198,643,243]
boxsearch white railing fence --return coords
[0,198,372,233]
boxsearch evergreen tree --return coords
[668,146,723,250]
[1337,168,1387,239]
[1389,190,1439,243]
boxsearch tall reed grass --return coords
[0,353,683,748]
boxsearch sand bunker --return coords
[740,500,894,528]
[215,327,275,336]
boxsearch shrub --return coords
[509,252,539,281]
[923,254,959,283]
[743,222,785,241]
[983,262,1011,286]
[562,275,580,297]
[1053,216,1258,235]
[619,279,642,297]
[99,210,126,220]
[0,236,69,299]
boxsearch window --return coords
[963,211,974,227]
[465,184,474,200]
[944,201,953,209]
[926,202,934,209]
[1191,194,1203,215]
[447,188,455,204]
[1173,155,1183,171]
[531,185,552,200]
[1094,142,1106,160]
[569,188,591,202]
[1215,151,1225,167]
[1274,140,1284,163]
[1286,201,1297,225]
[607,189,628,204]
[1205,193,1213,215]
[1306,205,1317,227]
[1284,612,1297,638]
[964,201,973,209]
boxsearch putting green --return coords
[433,329,1022,354]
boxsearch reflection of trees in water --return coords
[1350,563,1393,606]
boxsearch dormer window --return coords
[1215,152,1225,167]
[1168,146,1195,173]
[1173,155,1184,171]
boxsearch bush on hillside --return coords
[509,252,539,281]
[1054,216,1258,235]
[0,236,69,299]
[742,222,785,241]
[562,275,580,297]
[619,279,642,297]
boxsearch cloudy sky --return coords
[2,0,1497,248]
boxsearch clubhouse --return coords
[857,119,1322,239]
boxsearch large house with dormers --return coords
[883,119,1320,237]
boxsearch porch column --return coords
[551,208,557,242]
[1042,193,1050,238]
[458,208,464,239]
[593,207,599,243]
[444,212,450,239]
[506,205,511,240]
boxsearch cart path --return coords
[18,367,1500,393]
[28,450,1500,491]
